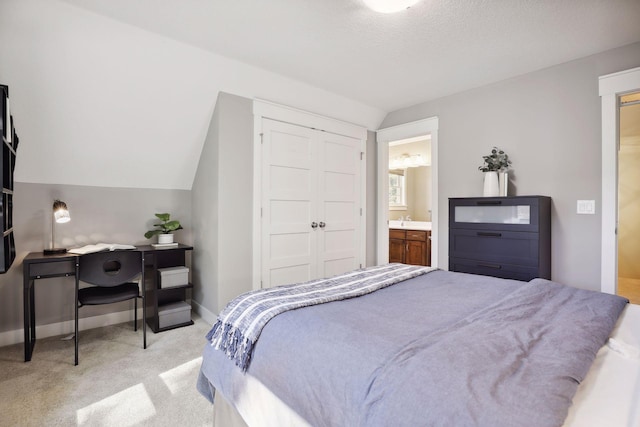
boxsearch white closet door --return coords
[316,132,362,278]
[261,119,318,288]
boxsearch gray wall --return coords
[366,130,377,267]
[380,41,640,292]
[0,182,191,334]
[191,92,254,315]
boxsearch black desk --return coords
[21,246,192,364]
[22,252,79,363]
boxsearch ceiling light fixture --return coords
[362,0,421,13]
[389,154,429,169]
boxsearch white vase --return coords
[158,233,174,244]
[483,172,500,197]
[499,172,508,196]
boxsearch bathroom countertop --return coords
[389,220,431,231]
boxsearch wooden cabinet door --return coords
[405,240,426,266]
[389,238,405,263]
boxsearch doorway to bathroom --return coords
[376,117,439,267]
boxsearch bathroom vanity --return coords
[389,221,431,266]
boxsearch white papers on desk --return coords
[68,243,136,255]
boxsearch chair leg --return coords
[75,276,79,366]
[142,293,147,349]
[134,297,138,331]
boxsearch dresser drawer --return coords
[449,196,550,232]
[406,230,427,241]
[449,229,539,267]
[449,257,540,282]
[29,260,76,277]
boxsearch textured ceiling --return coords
[59,0,640,112]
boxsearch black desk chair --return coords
[75,250,146,365]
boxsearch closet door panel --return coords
[317,133,361,278]
[261,119,318,288]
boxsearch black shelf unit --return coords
[449,196,551,281]
[0,84,17,273]
[140,244,194,333]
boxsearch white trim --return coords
[252,104,263,291]
[360,138,367,269]
[252,99,368,290]
[599,67,640,295]
[599,67,640,96]
[0,309,137,347]
[253,99,367,140]
[376,117,439,267]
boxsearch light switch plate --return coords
[577,200,596,214]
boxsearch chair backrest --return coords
[79,250,142,287]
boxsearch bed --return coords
[197,264,640,427]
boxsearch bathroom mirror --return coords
[388,139,432,222]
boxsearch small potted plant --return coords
[478,147,512,196]
[144,213,183,244]
[478,147,511,172]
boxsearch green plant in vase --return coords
[144,213,183,244]
[478,147,512,196]
[478,147,512,172]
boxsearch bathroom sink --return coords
[389,220,431,231]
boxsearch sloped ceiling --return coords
[1,0,639,190]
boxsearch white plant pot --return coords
[483,172,500,197]
[158,233,174,244]
[499,172,509,196]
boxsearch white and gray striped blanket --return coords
[207,263,435,371]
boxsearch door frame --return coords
[599,66,640,294]
[376,117,439,266]
[252,99,368,290]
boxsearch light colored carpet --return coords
[0,315,215,427]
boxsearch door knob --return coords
[311,222,318,229]
[319,222,326,228]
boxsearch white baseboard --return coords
[191,300,217,325]
[0,309,136,348]
[1,301,218,348]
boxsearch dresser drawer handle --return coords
[477,263,502,269]
[477,232,502,237]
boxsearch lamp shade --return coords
[44,200,70,254]
[53,200,70,223]
[362,0,421,13]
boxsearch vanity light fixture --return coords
[362,0,422,13]
[44,199,71,255]
[389,154,429,169]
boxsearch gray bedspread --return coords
[197,269,628,427]
[208,263,433,371]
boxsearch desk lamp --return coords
[44,199,70,255]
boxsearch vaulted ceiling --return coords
[2,1,639,190]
